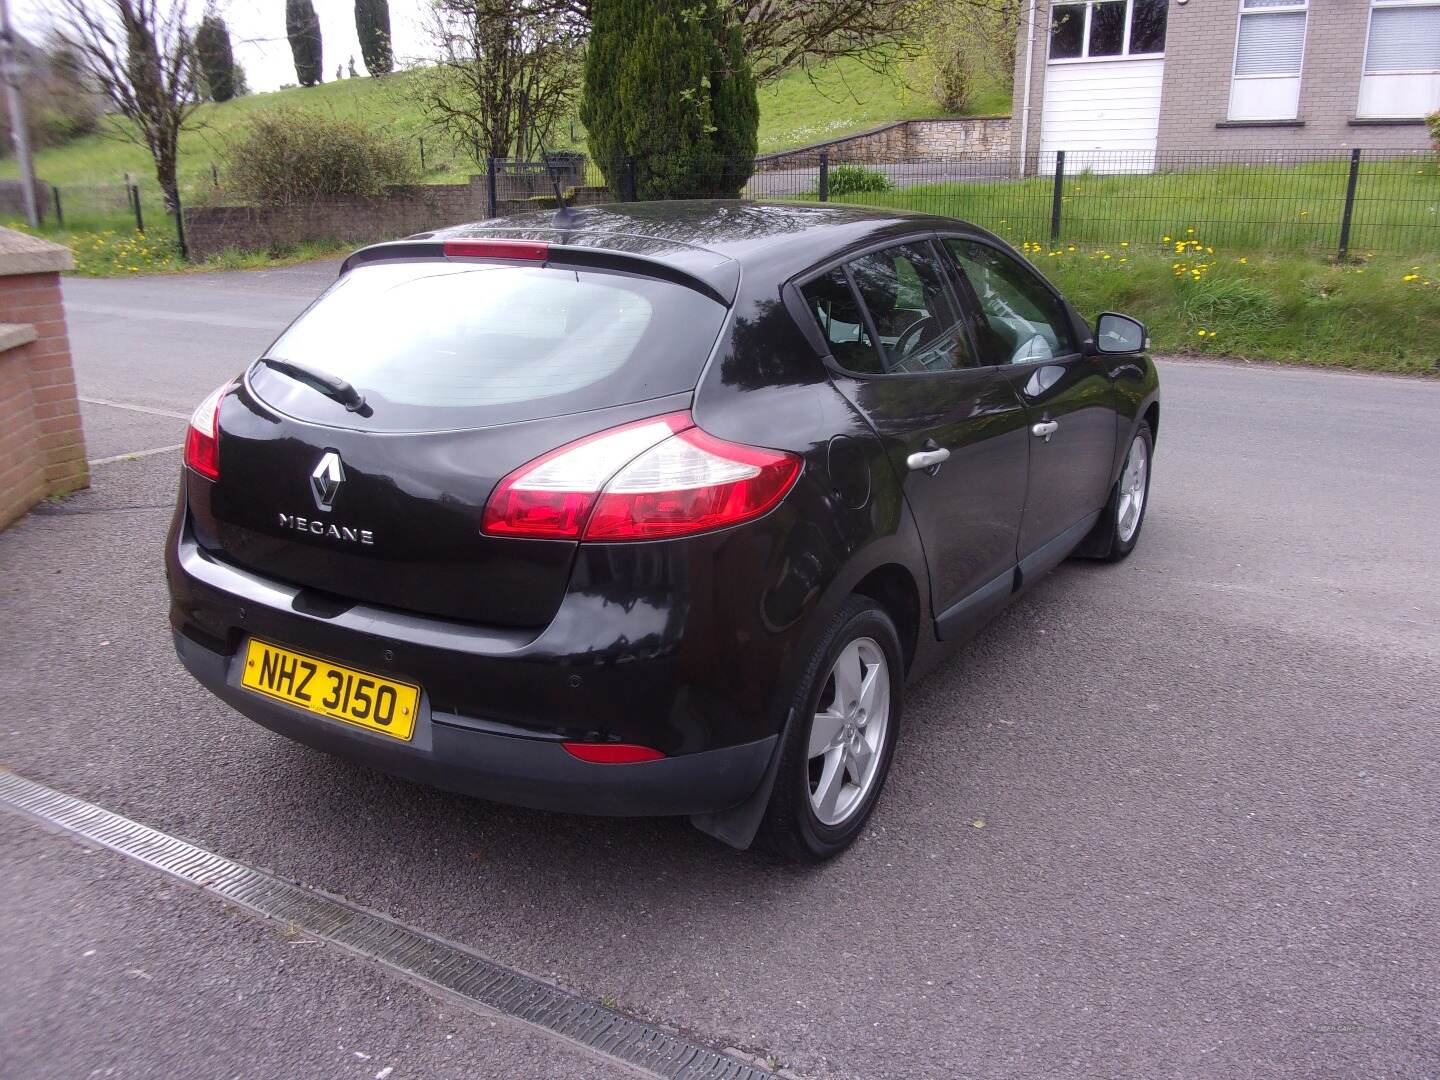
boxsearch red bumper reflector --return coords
[443,239,549,261]
[562,742,666,764]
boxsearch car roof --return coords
[424,200,979,298]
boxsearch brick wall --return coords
[1011,4,1052,170]
[1156,0,1432,153]
[1012,0,1433,162]
[0,229,88,530]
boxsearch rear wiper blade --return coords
[256,357,369,414]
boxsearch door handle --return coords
[1031,420,1059,442]
[907,447,951,471]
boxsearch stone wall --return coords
[756,117,1012,171]
[184,171,600,261]
[0,229,87,530]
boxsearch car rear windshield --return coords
[256,261,728,430]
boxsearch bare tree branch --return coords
[414,0,583,165]
[538,0,919,84]
[52,0,200,211]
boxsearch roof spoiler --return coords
[340,239,736,306]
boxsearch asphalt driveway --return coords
[1,262,1437,1079]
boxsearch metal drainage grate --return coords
[0,770,783,1080]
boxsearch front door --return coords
[943,238,1116,562]
[797,240,1030,635]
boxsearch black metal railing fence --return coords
[11,144,1437,263]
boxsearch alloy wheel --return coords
[807,637,890,827]
[1117,434,1149,543]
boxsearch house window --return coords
[1049,0,1168,61]
[1228,0,1308,121]
[1358,0,1440,118]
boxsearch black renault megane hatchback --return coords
[167,201,1159,860]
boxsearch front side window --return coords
[1358,0,1440,118]
[843,243,976,375]
[1228,0,1309,120]
[944,240,1075,367]
[1049,0,1168,60]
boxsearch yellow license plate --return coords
[240,639,420,741]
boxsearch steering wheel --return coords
[892,315,937,362]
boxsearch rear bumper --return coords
[166,508,780,817]
[173,629,775,817]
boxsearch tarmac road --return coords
[1,262,1437,1079]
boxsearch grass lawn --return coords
[0,56,998,197]
[1039,246,1440,375]
[0,222,351,277]
[756,60,1009,152]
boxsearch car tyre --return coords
[756,596,903,862]
[1098,420,1153,562]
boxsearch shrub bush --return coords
[1429,110,1440,152]
[828,164,893,197]
[222,111,415,206]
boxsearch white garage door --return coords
[1039,58,1165,173]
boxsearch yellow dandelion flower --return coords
[1239,257,1248,264]
[1197,328,1208,337]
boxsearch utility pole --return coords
[0,0,39,228]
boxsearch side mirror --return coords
[1095,312,1147,354]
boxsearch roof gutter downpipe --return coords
[1020,0,1039,178]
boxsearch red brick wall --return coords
[0,270,88,529]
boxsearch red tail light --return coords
[481,412,802,542]
[443,239,549,261]
[183,383,227,480]
[562,742,666,764]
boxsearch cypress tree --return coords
[195,13,237,102]
[581,0,758,200]
[354,0,393,76]
[286,0,324,87]
[704,4,759,197]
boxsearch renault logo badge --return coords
[310,451,344,512]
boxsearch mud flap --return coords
[689,707,797,850]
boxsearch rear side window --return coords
[799,268,884,375]
[258,261,727,430]
[842,243,975,375]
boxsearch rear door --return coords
[797,239,1030,636]
[942,237,1116,564]
[190,255,729,629]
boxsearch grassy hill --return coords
[0,58,1009,195]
